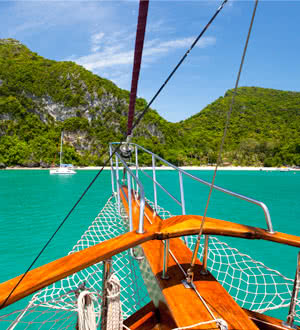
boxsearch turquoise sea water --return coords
[0,169,299,322]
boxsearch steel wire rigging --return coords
[187,0,260,283]
[1,0,229,309]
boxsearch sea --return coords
[0,169,299,325]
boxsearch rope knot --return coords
[107,274,121,299]
[105,273,123,330]
[77,290,98,330]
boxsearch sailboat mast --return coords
[60,131,63,168]
[127,0,149,136]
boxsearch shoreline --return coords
[3,166,299,171]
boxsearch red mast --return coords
[127,0,149,137]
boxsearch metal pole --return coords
[179,171,186,215]
[127,171,133,232]
[179,171,188,245]
[100,259,112,330]
[201,235,209,274]
[284,252,300,328]
[137,188,145,234]
[161,239,170,280]
[115,155,120,214]
[152,154,157,211]
[135,146,139,196]
[109,144,115,194]
[131,176,136,200]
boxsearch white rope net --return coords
[147,199,300,325]
[0,195,149,329]
[0,195,299,328]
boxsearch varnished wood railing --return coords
[1,194,300,309]
[0,231,154,308]
[158,214,300,248]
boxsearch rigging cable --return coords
[187,0,260,281]
[131,0,228,132]
[1,0,229,309]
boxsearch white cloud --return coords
[73,29,216,88]
[143,36,216,58]
[1,1,112,38]
[92,32,105,44]
[147,19,175,34]
[197,36,216,48]
[78,49,134,71]
[91,32,105,52]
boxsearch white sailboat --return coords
[49,131,76,175]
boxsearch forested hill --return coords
[0,38,299,167]
[180,87,300,167]
[0,38,174,167]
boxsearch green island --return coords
[0,38,299,167]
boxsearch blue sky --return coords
[0,0,299,122]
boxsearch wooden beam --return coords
[245,309,300,330]
[119,187,300,328]
[0,230,154,309]
[158,215,300,248]
[120,187,259,329]
[124,301,166,330]
[1,186,299,312]
[121,186,300,248]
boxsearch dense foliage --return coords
[179,87,300,166]
[0,39,299,167]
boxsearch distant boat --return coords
[279,167,290,172]
[49,131,76,175]
[3,2,300,330]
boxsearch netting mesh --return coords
[146,198,300,325]
[0,195,149,329]
[1,195,299,329]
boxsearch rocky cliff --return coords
[0,38,173,166]
[0,39,300,167]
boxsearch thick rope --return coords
[106,273,123,330]
[77,290,98,330]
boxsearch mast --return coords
[127,0,149,137]
[59,131,63,168]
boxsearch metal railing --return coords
[109,142,300,324]
[109,144,145,234]
[110,142,274,234]
[284,251,300,329]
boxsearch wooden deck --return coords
[120,187,259,329]
[124,302,300,330]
